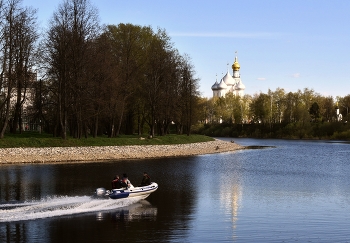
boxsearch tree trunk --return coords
[116,99,126,136]
[0,97,11,139]
[93,115,98,138]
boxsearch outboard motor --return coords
[95,187,108,197]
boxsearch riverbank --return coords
[0,139,244,164]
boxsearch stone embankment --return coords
[0,139,244,164]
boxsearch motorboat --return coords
[95,182,158,200]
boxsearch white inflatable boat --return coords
[95,182,158,200]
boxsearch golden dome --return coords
[232,56,240,71]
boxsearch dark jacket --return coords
[111,178,123,189]
[140,175,151,186]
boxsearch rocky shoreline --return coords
[0,139,244,164]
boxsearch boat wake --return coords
[0,195,143,222]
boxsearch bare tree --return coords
[10,6,38,134]
[85,33,115,137]
[0,0,38,138]
[44,0,99,139]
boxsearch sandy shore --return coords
[0,139,244,164]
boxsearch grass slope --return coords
[0,132,215,148]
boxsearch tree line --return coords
[2,0,349,140]
[196,88,350,139]
[0,0,200,139]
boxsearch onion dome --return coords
[211,80,219,90]
[232,56,240,71]
[218,78,228,89]
[222,70,235,85]
[235,80,245,90]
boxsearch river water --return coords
[1,138,350,242]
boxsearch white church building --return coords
[211,54,245,97]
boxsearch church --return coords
[211,54,245,97]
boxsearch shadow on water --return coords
[0,157,198,242]
[244,145,276,149]
[2,138,350,242]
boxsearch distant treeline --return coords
[194,122,350,140]
[195,87,350,140]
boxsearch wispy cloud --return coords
[257,77,266,81]
[170,31,283,39]
[291,73,300,78]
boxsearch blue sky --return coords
[24,0,350,98]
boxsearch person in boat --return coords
[111,175,123,189]
[122,173,132,189]
[139,172,151,186]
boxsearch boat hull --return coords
[108,182,158,200]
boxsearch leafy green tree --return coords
[241,94,252,123]
[203,98,217,124]
[309,102,320,122]
[176,54,199,135]
[272,88,286,123]
[250,93,270,123]
[139,28,175,136]
[338,95,350,122]
[103,24,152,136]
[321,96,335,122]
[223,92,239,123]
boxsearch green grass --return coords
[0,132,215,148]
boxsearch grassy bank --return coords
[0,132,215,148]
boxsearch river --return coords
[1,138,350,242]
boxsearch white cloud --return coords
[257,77,266,81]
[292,73,301,78]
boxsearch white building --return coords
[211,54,245,98]
[336,102,343,122]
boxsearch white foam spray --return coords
[0,195,142,222]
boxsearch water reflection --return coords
[1,139,350,242]
[1,157,198,243]
[101,200,158,222]
[0,164,55,202]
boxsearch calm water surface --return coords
[1,138,350,242]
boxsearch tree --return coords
[0,0,38,138]
[84,33,115,137]
[250,93,270,123]
[309,102,320,122]
[202,98,216,124]
[43,0,100,139]
[140,28,175,137]
[320,96,335,122]
[218,93,234,123]
[10,5,38,134]
[241,94,252,124]
[338,95,350,122]
[177,54,199,135]
[103,24,152,137]
[272,88,286,123]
